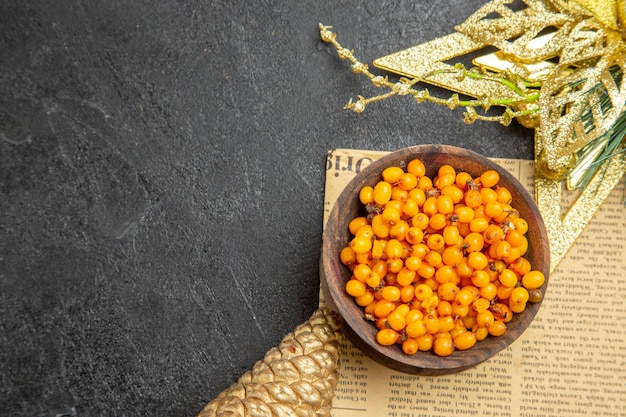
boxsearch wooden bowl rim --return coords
[321,144,550,375]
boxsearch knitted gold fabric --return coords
[198,308,341,417]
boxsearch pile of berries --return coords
[340,159,545,357]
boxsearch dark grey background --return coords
[0,1,533,416]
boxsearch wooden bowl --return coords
[320,144,550,375]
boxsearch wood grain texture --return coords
[0,1,534,415]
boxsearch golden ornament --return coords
[197,308,341,417]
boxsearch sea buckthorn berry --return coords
[371,215,390,239]
[376,328,400,346]
[528,288,544,303]
[355,225,374,240]
[422,196,438,215]
[400,285,415,303]
[454,330,477,351]
[382,207,401,225]
[476,310,495,328]
[411,243,429,259]
[435,265,458,284]
[470,269,491,288]
[479,282,498,300]
[441,184,464,204]
[438,164,456,177]
[389,220,409,241]
[407,158,426,177]
[471,297,491,314]
[479,169,500,188]
[512,217,529,234]
[417,334,434,351]
[433,336,454,356]
[373,181,393,205]
[467,251,488,270]
[387,258,404,274]
[455,171,473,190]
[437,300,453,317]
[442,246,464,266]
[484,200,504,218]
[417,175,433,191]
[398,172,418,191]
[490,303,513,323]
[423,314,441,334]
[505,229,525,248]
[355,251,371,265]
[522,270,545,289]
[434,173,456,190]
[391,186,408,202]
[496,186,512,204]
[488,321,507,337]
[509,287,529,307]
[373,300,396,318]
[346,279,367,297]
[456,258,474,279]
[411,212,430,230]
[402,338,419,355]
[424,250,443,269]
[442,226,460,246]
[428,213,448,231]
[439,316,456,333]
[404,255,422,271]
[350,236,372,254]
[387,309,406,331]
[509,299,527,314]
[454,289,474,307]
[381,285,401,302]
[408,188,426,207]
[356,292,375,308]
[382,166,405,184]
[386,239,404,259]
[436,195,454,215]
[340,246,357,265]
[406,320,428,338]
[348,217,369,235]
[463,232,485,253]
[353,264,372,282]
[493,240,512,260]
[359,186,375,205]
[454,206,475,223]
[483,224,504,245]
[469,217,489,233]
[405,227,425,245]
[366,272,381,288]
[426,234,445,251]
[464,189,482,208]
[414,283,434,301]
[499,268,518,288]
[396,267,417,287]
[437,282,460,302]
[402,198,419,217]
[480,187,498,204]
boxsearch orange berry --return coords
[407,158,426,177]
[382,166,405,184]
[522,270,545,289]
[376,328,400,345]
[398,172,418,191]
[480,169,500,188]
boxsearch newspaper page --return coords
[322,148,626,417]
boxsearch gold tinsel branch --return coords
[318,24,542,127]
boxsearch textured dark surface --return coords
[0,1,534,416]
